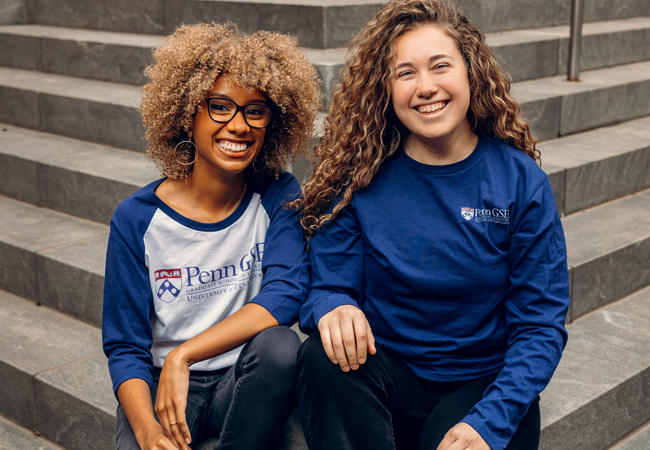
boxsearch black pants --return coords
[296,332,540,450]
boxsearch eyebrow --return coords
[394,53,452,69]
[206,93,268,105]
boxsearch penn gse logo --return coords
[462,206,510,224]
[155,269,182,303]
[461,207,474,220]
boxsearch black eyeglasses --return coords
[205,97,273,129]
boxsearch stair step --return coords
[607,420,650,450]
[0,195,108,326]
[0,289,114,450]
[512,60,650,140]
[0,414,66,450]
[1,285,647,450]
[540,115,650,216]
[2,113,648,225]
[0,67,145,151]
[0,124,159,224]
[488,16,650,82]
[0,24,160,86]
[2,60,649,154]
[11,0,649,48]
[293,17,650,102]
[539,285,650,450]
[0,174,647,337]
[2,16,648,106]
[562,192,650,321]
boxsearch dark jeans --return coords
[296,332,540,450]
[116,326,301,450]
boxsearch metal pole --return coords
[567,0,585,81]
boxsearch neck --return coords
[183,165,247,224]
[189,164,246,208]
[405,125,479,166]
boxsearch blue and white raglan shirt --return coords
[300,136,570,450]
[102,172,308,395]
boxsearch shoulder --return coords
[111,178,164,234]
[255,172,302,215]
[484,138,546,183]
[481,137,549,198]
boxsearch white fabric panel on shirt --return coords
[143,193,270,371]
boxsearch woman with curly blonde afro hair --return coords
[295,2,569,450]
[102,22,320,450]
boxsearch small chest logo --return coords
[461,207,475,220]
[155,269,182,303]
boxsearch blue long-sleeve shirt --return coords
[300,136,570,450]
[103,172,309,394]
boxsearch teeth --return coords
[218,141,248,152]
[416,102,447,113]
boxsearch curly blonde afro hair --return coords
[140,22,321,184]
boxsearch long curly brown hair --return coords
[140,22,321,185]
[294,0,538,235]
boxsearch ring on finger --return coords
[169,422,177,426]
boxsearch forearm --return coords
[167,303,279,368]
[117,378,161,447]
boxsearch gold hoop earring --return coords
[174,133,197,166]
[253,157,267,173]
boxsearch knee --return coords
[296,331,346,388]
[243,326,301,375]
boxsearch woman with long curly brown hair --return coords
[102,23,320,450]
[294,1,569,450]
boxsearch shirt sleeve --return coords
[299,199,364,334]
[461,179,570,450]
[249,174,311,326]
[102,203,155,395]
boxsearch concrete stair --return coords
[0,0,649,449]
[2,15,650,109]
[1,58,649,156]
[607,421,650,450]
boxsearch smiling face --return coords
[190,75,268,180]
[390,24,477,163]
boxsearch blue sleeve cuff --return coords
[460,417,503,450]
[300,293,359,334]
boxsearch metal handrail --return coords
[567,0,585,81]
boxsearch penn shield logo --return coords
[461,207,475,220]
[155,269,182,303]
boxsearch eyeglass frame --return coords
[203,96,274,129]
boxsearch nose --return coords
[417,73,438,97]
[227,110,250,134]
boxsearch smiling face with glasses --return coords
[189,75,270,180]
[206,96,273,129]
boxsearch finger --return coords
[160,406,176,440]
[174,402,192,448]
[436,433,455,450]
[340,317,359,370]
[169,422,190,450]
[352,314,368,366]
[366,320,377,355]
[329,324,351,371]
[319,326,338,365]
[169,405,190,449]
[178,420,191,448]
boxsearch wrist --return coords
[166,346,192,368]
[134,419,164,447]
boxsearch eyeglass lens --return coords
[207,98,272,128]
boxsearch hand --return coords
[154,349,192,450]
[436,423,491,450]
[140,426,182,450]
[318,305,376,372]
